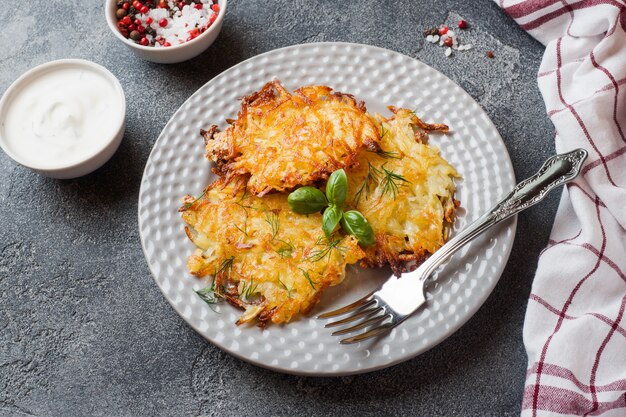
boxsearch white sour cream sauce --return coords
[2,65,122,168]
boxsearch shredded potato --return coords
[203,80,380,196]
[180,180,364,326]
[181,82,460,326]
[346,108,459,275]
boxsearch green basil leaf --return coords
[341,210,375,246]
[288,187,328,214]
[322,205,343,238]
[325,169,348,206]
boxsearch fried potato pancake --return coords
[180,180,365,326]
[203,80,380,196]
[345,108,459,275]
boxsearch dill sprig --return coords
[197,256,234,309]
[264,208,292,256]
[376,149,401,159]
[234,223,248,236]
[180,188,207,211]
[278,277,293,298]
[234,200,255,210]
[276,240,295,258]
[299,268,316,290]
[195,285,221,304]
[263,209,280,239]
[240,279,258,300]
[380,121,388,139]
[353,161,411,204]
[380,164,411,199]
[234,200,256,236]
[353,162,382,206]
[366,148,401,159]
[195,281,223,311]
[215,256,234,277]
[234,210,249,236]
[307,236,347,262]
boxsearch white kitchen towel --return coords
[496,1,626,415]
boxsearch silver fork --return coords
[320,149,588,344]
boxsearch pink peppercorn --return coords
[159,18,168,27]
[188,28,199,39]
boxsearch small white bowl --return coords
[105,0,227,64]
[0,59,126,179]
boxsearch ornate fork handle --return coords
[417,148,588,281]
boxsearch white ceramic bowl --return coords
[0,59,126,179]
[105,0,226,64]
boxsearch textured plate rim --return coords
[137,41,517,376]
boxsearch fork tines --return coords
[319,294,394,344]
[318,292,375,319]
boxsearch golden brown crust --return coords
[204,80,380,195]
[182,85,461,325]
[388,106,450,133]
[355,234,429,275]
[346,108,459,276]
[180,180,365,326]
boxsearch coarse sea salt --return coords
[139,0,218,46]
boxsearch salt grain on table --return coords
[422,22,474,57]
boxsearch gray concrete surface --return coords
[0,1,556,416]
